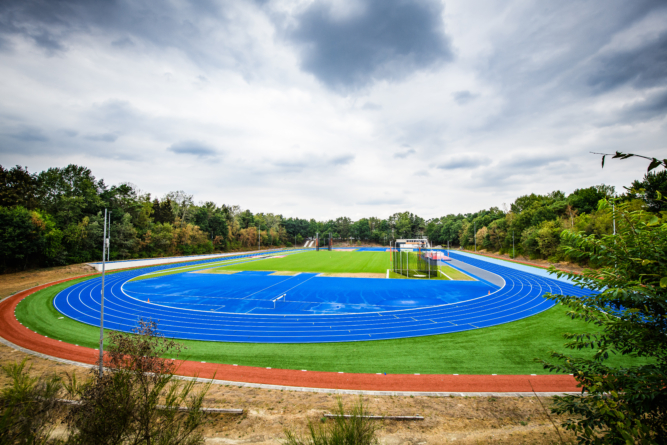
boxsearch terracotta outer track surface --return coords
[0,275,580,393]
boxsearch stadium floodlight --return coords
[99,208,108,376]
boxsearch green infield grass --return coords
[213,250,391,274]
[14,273,646,375]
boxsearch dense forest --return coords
[1,163,665,272]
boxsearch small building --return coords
[394,238,430,251]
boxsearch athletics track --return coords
[0,252,584,392]
[50,249,592,343]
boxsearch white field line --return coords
[439,270,453,280]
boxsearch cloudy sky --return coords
[1,0,665,220]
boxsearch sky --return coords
[0,0,665,220]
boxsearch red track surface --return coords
[0,277,580,393]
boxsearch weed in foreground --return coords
[283,397,378,445]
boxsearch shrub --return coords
[0,359,64,445]
[539,199,667,443]
[66,320,211,445]
[283,397,378,445]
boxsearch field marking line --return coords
[239,274,302,300]
[439,270,453,280]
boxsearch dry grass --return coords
[0,263,97,300]
[0,343,574,445]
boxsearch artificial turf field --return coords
[208,250,467,280]
[15,269,644,374]
[217,250,390,274]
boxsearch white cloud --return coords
[0,0,665,220]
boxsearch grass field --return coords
[15,274,647,374]
[215,250,391,274]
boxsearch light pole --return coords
[99,209,109,376]
[106,213,111,262]
[512,231,515,259]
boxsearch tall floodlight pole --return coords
[512,231,515,259]
[474,222,477,252]
[106,212,111,262]
[99,209,108,376]
[258,224,261,251]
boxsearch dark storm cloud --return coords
[167,141,218,158]
[0,0,232,67]
[587,30,667,93]
[474,0,667,130]
[287,0,452,90]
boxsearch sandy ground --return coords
[0,263,97,300]
[319,272,387,278]
[457,249,587,276]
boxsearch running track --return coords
[0,258,583,392]
[50,250,592,343]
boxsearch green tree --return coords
[0,165,38,209]
[35,165,104,227]
[110,213,138,259]
[237,210,255,229]
[0,206,53,271]
[628,169,667,213]
[568,186,610,215]
[539,199,666,443]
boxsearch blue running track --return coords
[53,250,592,343]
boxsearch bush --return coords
[539,199,667,443]
[283,397,378,445]
[285,242,293,247]
[66,320,211,445]
[0,359,64,445]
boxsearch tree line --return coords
[1,163,665,271]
